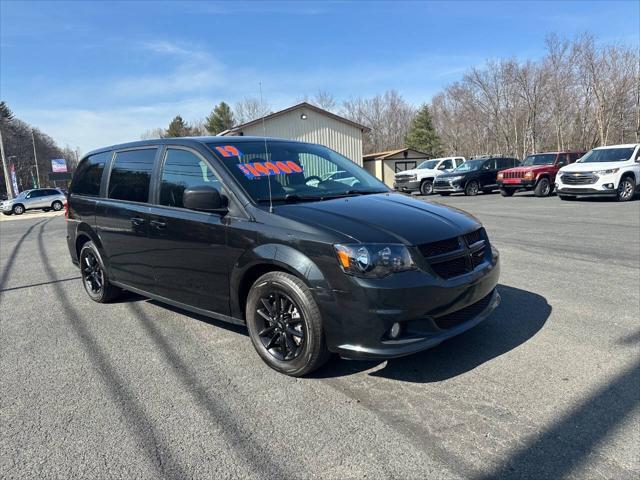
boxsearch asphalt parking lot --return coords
[1,192,638,479]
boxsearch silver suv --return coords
[1,188,67,215]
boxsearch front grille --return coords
[395,175,414,183]
[419,237,460,257]
[503,171,524,179]
[431,256,468,279]
[434,291,494,329]
[561,173,597,185]
[418,228,489,279]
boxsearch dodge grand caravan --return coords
[67,137,500,376]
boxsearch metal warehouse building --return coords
[220,102,370,166]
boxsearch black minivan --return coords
[67,137,500,376]
[434,156,521,196]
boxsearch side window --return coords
[483,159,495,170]
[440,159,454,170]
[556,154,568,167]
[159,149,221,209]
[456,158,464,167]
[45,189,58,196]
[108,149,156,203]
[71,151,110,197]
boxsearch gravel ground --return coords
[1,191,638,479]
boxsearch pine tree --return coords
[205,102,235,135]
[405,104,442,157]
[165,115,194,137]
[0,101,14,120]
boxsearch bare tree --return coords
[342,90,415,154]
[234,97,271,124]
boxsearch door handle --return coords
[150,220,167,229]
[131,217,145,226]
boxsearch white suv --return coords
[555,144,640,201]
[394,156,465,195]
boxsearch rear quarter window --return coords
[70,151,111,196]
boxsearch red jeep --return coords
[497,151,585,197]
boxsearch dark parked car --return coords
[434,157,521,196]
[67,137,500,376]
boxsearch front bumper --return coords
[394,180,420,191]
[433,182,463,192]
[318,250,500,360]
[1,203,14,212]
[555,171,620,196]
[498,179,535,189]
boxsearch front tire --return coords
[79,241,120,303]
[12,204,25,215]
[617,176,635,202]
[465,180,480,196]
[534,178,551,197]
[245,272,330,376]
[419,180,433,196]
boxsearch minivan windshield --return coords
[209,141,388,203]
[578,147,635,163]
[416,160,439,170]
[452,159,484,172]
[522,154,556,166]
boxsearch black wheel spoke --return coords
[259,325,277,336]
[261,298,276,316]
[265,333,280,350]
[286,326,303,337]
[257,309,273,323]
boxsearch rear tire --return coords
[617,176,635,202]
[245,271,330,377]
[12,204,25,215]
[465,181,480,196]
[419,180,433,196]
[79,241,120,303]
[534,178,551,197]
[500,188,515,197]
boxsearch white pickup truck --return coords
[394,156,466,195]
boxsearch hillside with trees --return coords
[0,101,79,197]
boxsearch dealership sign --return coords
[51,158,68,173]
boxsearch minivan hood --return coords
[274,193,480,245]
[560,160,630,173]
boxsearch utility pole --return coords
[31,129,40,188]
[0,126,13,199]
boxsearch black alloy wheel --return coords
[246,271,330,376]
[79,242,120,303]
[256,291,305,361]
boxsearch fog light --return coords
[603,183,614,190]
[389,322,402,339]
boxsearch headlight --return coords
[497,172,504,180]
[594,168,619,175]
[448,175,463,182]
[334,244,415,278]
[523,171,534,180]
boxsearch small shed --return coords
[363,148,430,187]
[220,102,370,165]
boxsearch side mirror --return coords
[437,164,446,170]
[183,185,227,213]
